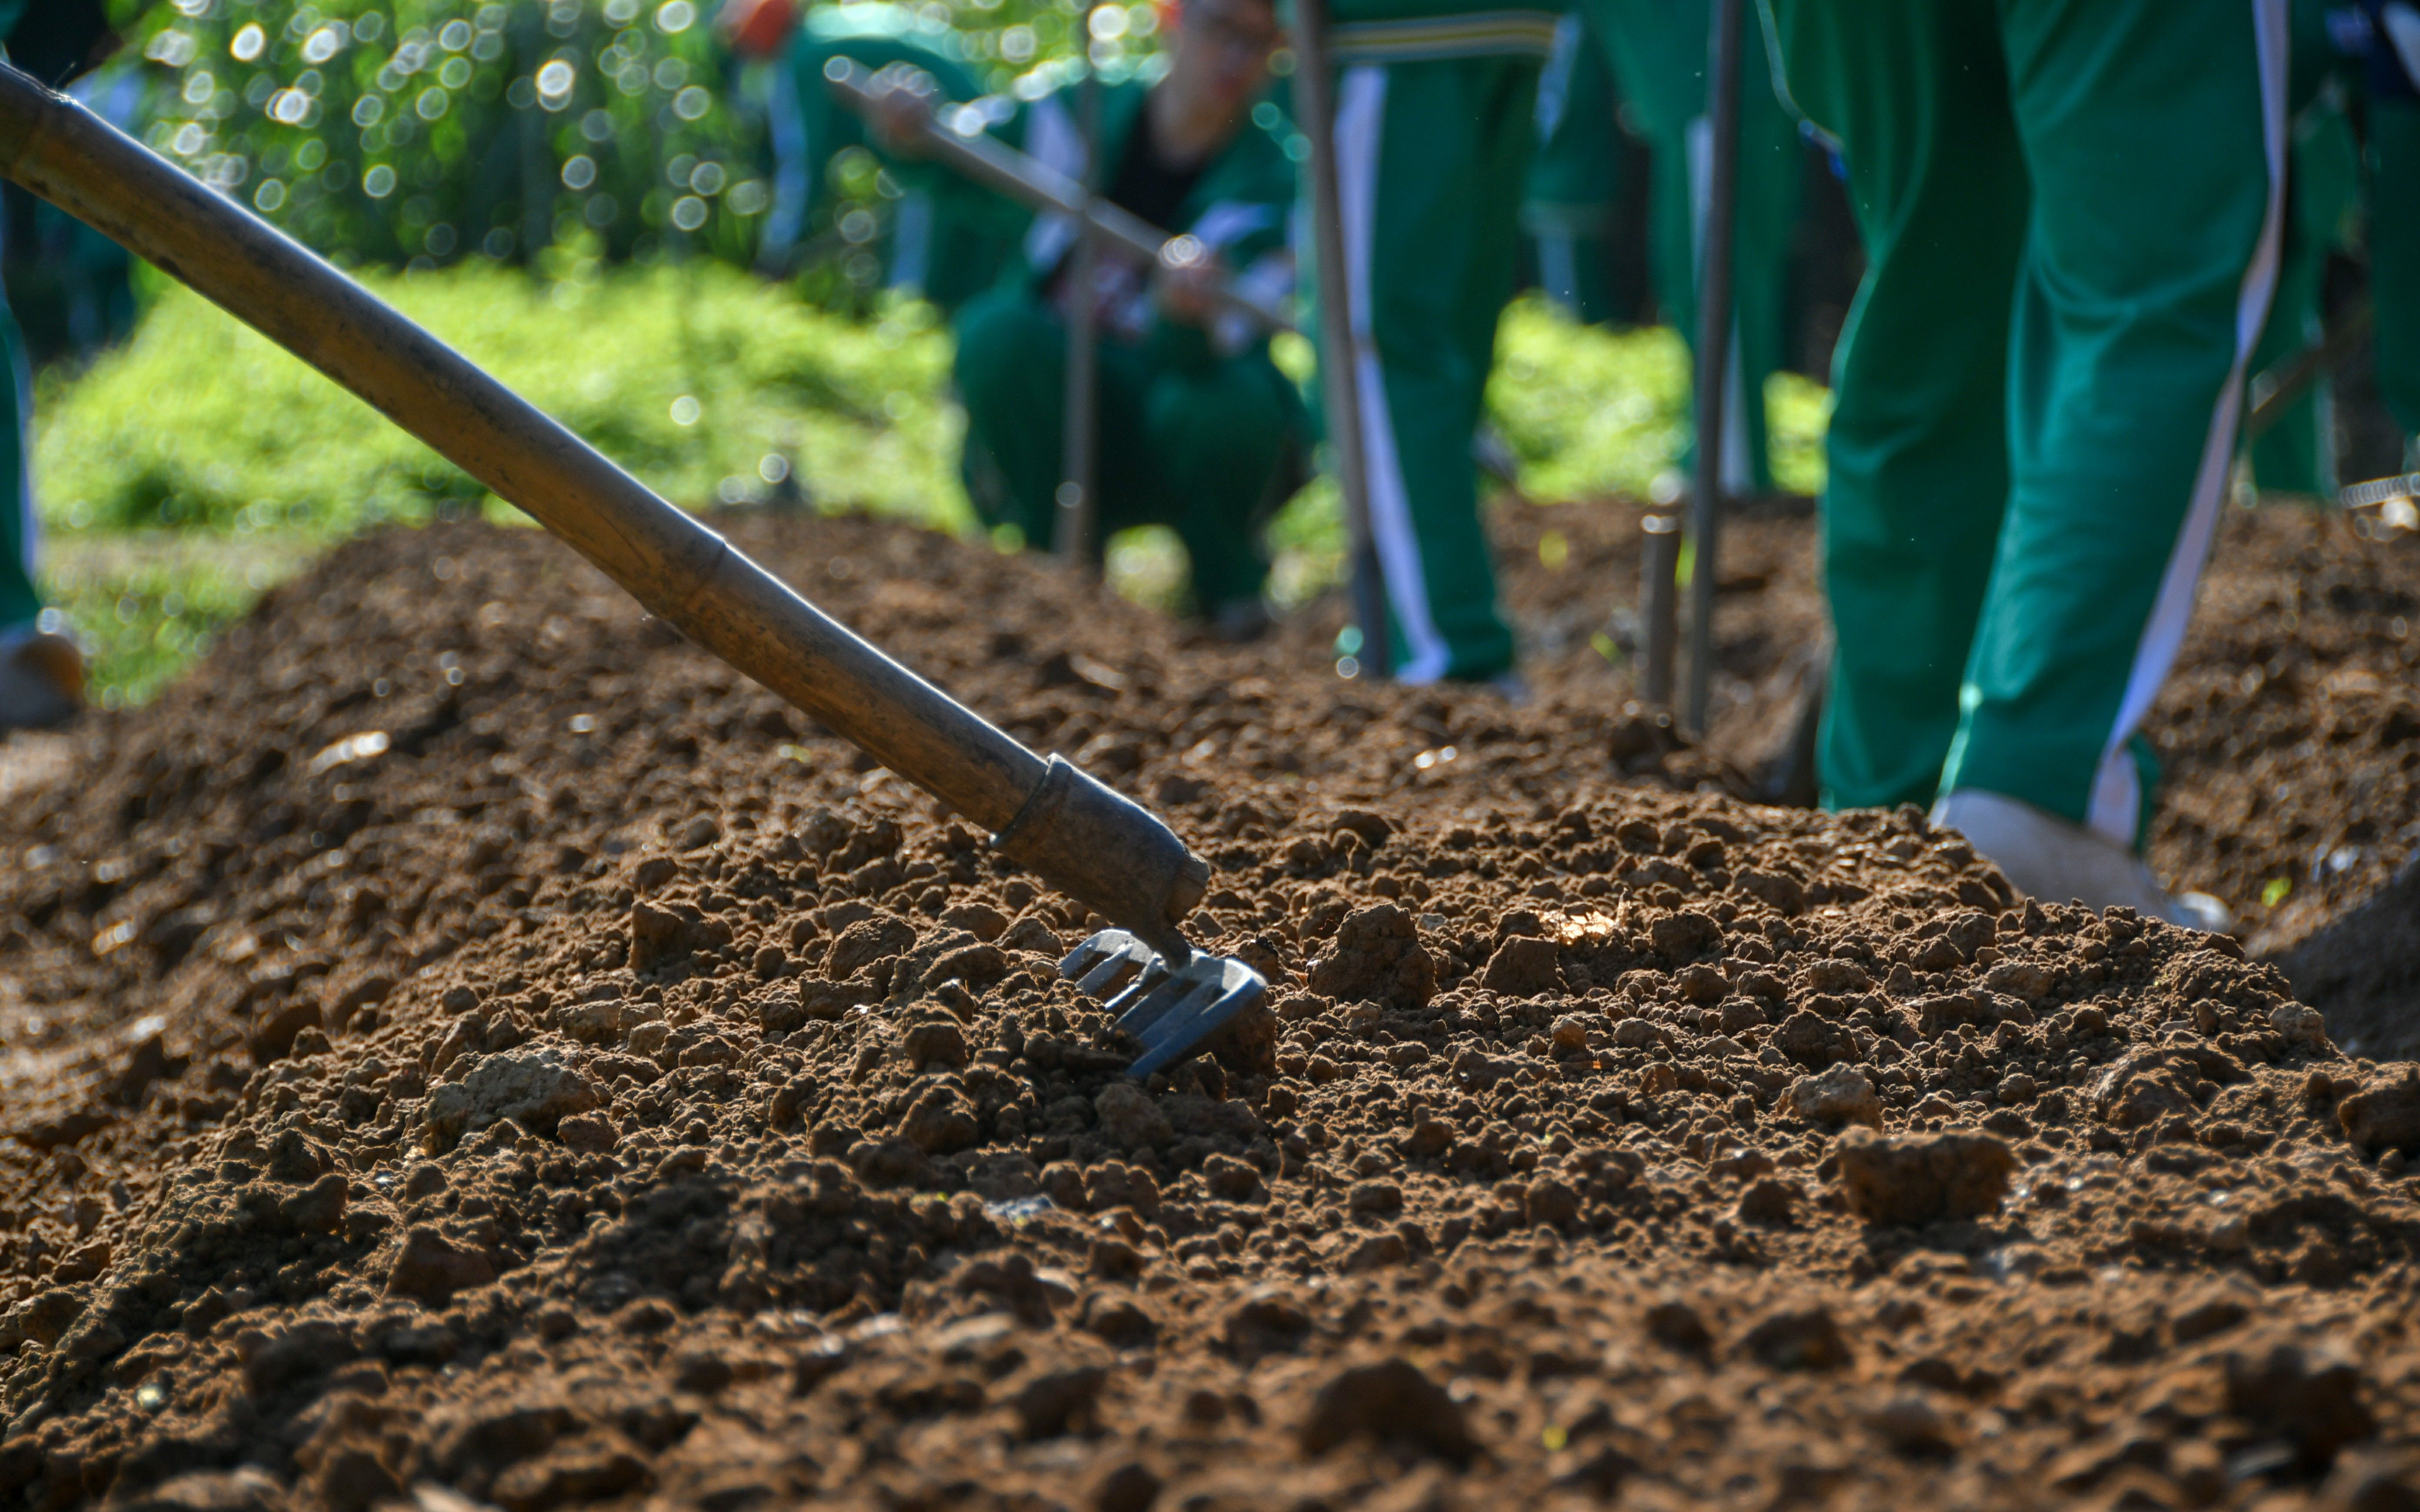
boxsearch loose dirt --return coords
[1,500,2416,1512]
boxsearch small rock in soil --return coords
[1834,1128,2017,1227]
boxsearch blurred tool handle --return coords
[1288,0,1390,678]
[2340,469,2420,511]
[0,64,1062,829]
[827,60,1296,334]
[2243,296,2373,443]
[1682,0,1743,736]
[1057,32,1104,568]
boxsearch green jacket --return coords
[991,77,1299,369]
[751,5,1027,309]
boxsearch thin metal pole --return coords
[1683,0,1743,735]
[1055,16,1104,568]
[2244,295,2372,443]
[1290,0,1389,678]
[1638,509,1679,705]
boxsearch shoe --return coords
[1930,789,2232,933]
[0,629,84,736]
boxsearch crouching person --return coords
[946,0,1306,634]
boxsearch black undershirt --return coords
[1104,104,1208,235]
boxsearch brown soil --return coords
[1,502,2417,1512]
[1470,499,2420,1046]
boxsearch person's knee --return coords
[953,296,1057,412]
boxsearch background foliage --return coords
[36,256,963,534]
[109,0,1159,280]
[33,261,1822,701]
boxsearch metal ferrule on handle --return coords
[0,63,1207,947]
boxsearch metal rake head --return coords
[1059,929,1267,1078]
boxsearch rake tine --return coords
[1128,980,1258,1079]
[1101,960,1174,1016]
[1061,931,1154,997]
[1077,951,1148,998]
[1061,929,1266,1077]
[1117,971,1208,1040]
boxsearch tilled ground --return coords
[2,501,2418,1512]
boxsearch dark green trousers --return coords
[953,288,1298,613]
[1768,0,2286,847]
[0,285,35,634]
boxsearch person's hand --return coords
[1154,235,1224,325]
[865,68,940,156]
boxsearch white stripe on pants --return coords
[2084,0,2289,846]
[1336,64,1456,683]
[1685,114,1755,496]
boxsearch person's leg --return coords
[0,283,79,733]
[1525,12,1622,324]
[1592,0,1792,492]
[951,288,1067,549]
[2370,98,2420,455]
[1590,1,1703,376]
[1727,54,1806,494]
[2249,97,2360,492]
[1450,59,1547,448]
[1525,218,1615,324]
[0,291,39,638]
[1335,56,1532,682]
[1763,0,2030,813]
[2245,200,2327,493]
[1942,0,2287,846]
[1142,352,1293,613]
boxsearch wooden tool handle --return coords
[0,63,1207,946]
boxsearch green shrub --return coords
[1486,292,1829,504]
[33,255,966,534]
[110,0,1167,279]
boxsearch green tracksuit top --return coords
[984,78,1298,331]
[753,6,1027,310]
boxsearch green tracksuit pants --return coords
[2375,99,2420,456]
[1765,0,2287,847]
[1522,13,1624,326]
[0,264,37,637]
[953,288,1298,613]
[1330,55,1539,682]
[1587,0,1803,494]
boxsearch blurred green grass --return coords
[38,534,319,711]
[33,269,1826,702]
[1489,293,1831,503]
[35,253,965,535]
